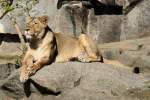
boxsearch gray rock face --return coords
[0,15,17,34]
[0,33,22,64]
[0,34,22,55]
[99,37,150,73]
[0,0,150,43]
[0,63,16,80]
[97,0,139,8]
[0,64,23,99]
[54,2,89,37]
[0,70,25,99]
[87,9,122,43]
[121,0,150,40]
[0,62,149,100]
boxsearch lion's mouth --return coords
[24,31,32,39]
[24,29,46,40]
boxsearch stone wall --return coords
[0,0,149,63]
[0,0,149,43]
[0,0,150,99]
[121,0,150,40]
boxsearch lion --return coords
[20,15,103,83]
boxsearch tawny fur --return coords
[20,15,103,83]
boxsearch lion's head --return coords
[24,15,48,39]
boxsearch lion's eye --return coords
[34,22,38,24]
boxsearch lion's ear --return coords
[26,16,32,23]
[39,15,48,26]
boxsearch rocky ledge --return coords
[0,62,150,100]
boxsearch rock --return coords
[0,63,19,99]
[97,0,139,8]
[0,23,5,33]
[87,9,122,43]
[31,63,81,93]
[54,0,123,42]
[119,50,150,73]
[31,62,145,97]
[100,48,122,60]
[57,88,115,100]
[21,93,56,100]
[0,33,22,64]
[54,1,88,37]
[99,37,150,73]
[0,34,22,55]
[0,69,24,99]
[0,15,18,34]
[121,0,150,40]
[0,90,15,100]
[122,86,150,100]
[0,63,16,80]
[0,62,149,100]
[116,0,140,8]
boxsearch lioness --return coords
[20,15,103,82]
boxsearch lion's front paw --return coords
[20,67,30,83]
[20,72,29,83]
[27,64,38,75]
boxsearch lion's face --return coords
[25,16,48,39]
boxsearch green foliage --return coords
[15,55,23,68]
[0,0,39,16]
[0,0,13,12]
[3,3,14,12]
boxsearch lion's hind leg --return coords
[77,51,91,63]
[78,34,103,62]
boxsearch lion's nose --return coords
[31,34,35,36]
[25,28,29,31]
[25,27,30,31]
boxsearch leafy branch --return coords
[0,0,26,54]
[0,0,39,55]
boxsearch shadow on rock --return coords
[24,79,61,97]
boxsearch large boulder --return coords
[99,37,150,73]
[0,62,149,100]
